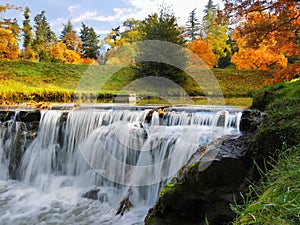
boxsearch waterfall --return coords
[0,107,242,225]
[0,111,28,180]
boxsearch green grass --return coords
[232,145,300,225]
[0,60,273,104]
[232,78,300,224]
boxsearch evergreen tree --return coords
[136,5,187,83]
[185,8,201,40]
[60,19,76,40]
[80,23,100,59]
[23,6,32,49]
[202,0,231,67]
[4,18,20,39]
[33,11,56,61]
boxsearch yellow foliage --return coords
[105,43,136,65]
[105,57,123,66]
[64,49,81,64]
[188,39,217,68]
[23,47,38,61]
[51,42,81,64]
[0,27,20,60]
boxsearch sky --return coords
[3,0,223,38]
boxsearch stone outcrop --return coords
[145,110,262,225]
[0,109,40,178]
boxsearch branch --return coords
[257,13,300,44]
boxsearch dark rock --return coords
[145,134,253,225]
[82,188,100,200]
[82,188,108,203]
[240,109,263,132]
[18,111,41,122]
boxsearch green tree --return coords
[80,23,100,59]
[122,19,143,43]
[202,0,231,67]
[185,8,201,40]
[60,19,76,40]
[135,6,187,83]
[22,7,32,49]
[33,11,57,61]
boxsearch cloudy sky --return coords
[4,0,223,38]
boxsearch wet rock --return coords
[145,134,253,225]
[82,188,108,203]
[82,188,100,200]
[240,109,263,132]
[116,196,133,216]
[18,111,41,123]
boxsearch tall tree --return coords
[80,23,100,59]
[202,0,231,66]
[23,6,32,49]
[33,11,57,61]
[185,8,201,40]
[136,5,187,83]
[60,19,76,40]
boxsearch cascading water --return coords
[0,107,242,225]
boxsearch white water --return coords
[0,108,242,225]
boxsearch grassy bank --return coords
[0,60,272,104]
[233,79,300,224]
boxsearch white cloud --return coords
[68,4,80,13]
[73,11,98,22]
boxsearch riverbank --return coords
[0,60,272,104]
[145,78,300,225]
[232,78,300,224]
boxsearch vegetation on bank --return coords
[0,60,273,104]
[233,79,300,224]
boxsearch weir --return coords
[0,106,242,225]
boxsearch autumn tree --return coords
[33,11,57,61]
[135,5,187,83]
[185,8,201,40]
[80,23,100,59]
[188,39,217,68]
[51,42,81,64]
[104,19,143,65]
[0,4,20,59]
[225,0,300,77]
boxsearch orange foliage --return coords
[51,42,81,64]
[80,57,97,65]
[188,39,217,68]
[273,62,300,83]
[231,11,293,70]
[232,37,288,70]
[51,42,96,65]
[0,27,20,59]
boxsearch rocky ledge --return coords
[145,109,263,225]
